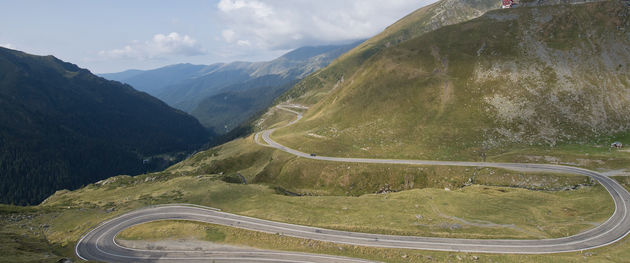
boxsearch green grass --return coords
[0,227,61,263]
[489,141,630,170]
[35,170,612,244]
[171,123,597,197]
[0,205,66,263]
[118,220,226,242]
[254,155,594,196]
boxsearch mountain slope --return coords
[274,0,630,160]
[187,42,361,134]
[280,0,499,105]
[99,69,143,82]
[0,47,209,205]
[192,77,299,133]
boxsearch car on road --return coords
[310,153,316,157]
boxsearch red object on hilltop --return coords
[502,0,513,8]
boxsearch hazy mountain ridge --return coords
[0,47,209,205]
[100,63,222,97]
[102,42,361,133]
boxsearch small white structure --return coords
[611,141,623,149]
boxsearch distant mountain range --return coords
[101,42,362,134]
[0,47,209,205]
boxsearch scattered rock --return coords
[376,184,396,194]
[472,255,479,261]
[439,223,462,230]
[56,258,73,263]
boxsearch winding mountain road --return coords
[76,105,630,262]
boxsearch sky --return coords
[0,0,435,73]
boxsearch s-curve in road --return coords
[77,104,630,262]
[75,205,380,263]
[254,105,630,253]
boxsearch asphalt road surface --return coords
[77,105,630,262]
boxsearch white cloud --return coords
[216,0,435,50]
[1,43,14,49]
[222,29,236,43]
[218,0,273,17]
[237,40,251,47]
[99,32,205,59]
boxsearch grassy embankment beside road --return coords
[0,164,614,262]
[119,218,630,263]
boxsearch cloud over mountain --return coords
[0,43,14,49]
[216,0,434,50]
[99,32,205,60]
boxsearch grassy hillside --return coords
[275,1,630,161]
[0,145,622,262]
[117,217,630,263]
[279,0,499,105]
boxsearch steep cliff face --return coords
[275,1,630,160]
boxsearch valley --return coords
[2,0,630,262]
[101,42,361,135]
